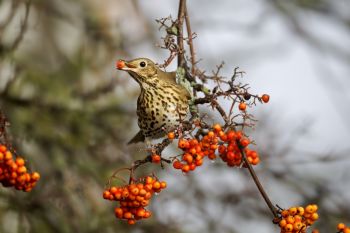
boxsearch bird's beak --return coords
[116,60,136,71]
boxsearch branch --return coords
[9,0,31,52]
[236,136,279,220]
[176,0,186,67]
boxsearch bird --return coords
[116,58,190,144]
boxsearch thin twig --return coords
[10,0,31,51]
[184,4,196,75]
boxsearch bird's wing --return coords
[158,68,191,100]
[157,69,177,84]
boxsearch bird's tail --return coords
[127,130,145,144]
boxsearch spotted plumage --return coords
[116,58,190,144]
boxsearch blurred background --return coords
[0,0,349,232]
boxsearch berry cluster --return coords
[170,124,260,173]
[172,137,209,173]
[278,204,319,233]
[338,223,350,233]
[217,129,260,167]
[103,176,167,225]
[0,144,40,192]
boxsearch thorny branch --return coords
[117,0,280,222]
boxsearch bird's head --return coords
[116,58,158,86]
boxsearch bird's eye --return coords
[140,61,146,67]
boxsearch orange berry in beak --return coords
[116,60,125,70]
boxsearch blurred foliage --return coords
[0,0,180,232]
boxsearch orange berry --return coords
[337,223,346,231]
[31,172,40,181]
[4,151,12,160]
[103,190,111,199]
[0,145,6,152]
[293,222,303,231]
[213,124,222,132]
[136,183,144,190]
[281,210,289,218]
[110,186,118,194]
[219,133,227,141]
[152,181,161,190]
[310,213,319,221]
[251,157,260,165]
[189,139,199,147]
[181,164,190,173]
[189,147,196,155]
[145,176,153,184]
[294,215,302,222]
[183,153,193,164]
[297,207,305,216]
[144,184,152,191]
[238,102,247,111]
[279,219,287,227]
[286,216,295,224]
[285,223,293,232]
[240,138,250,147]
[226,151,235,160]
[167,132,175,140]
[288,207,297,215]
[144,211,151,218]
[144,192,152,200]
[218,145,226,154]
[173,160,183,169]
[135,194,144,201]
[116,60,125,70]
[127,219,136,225]
[305,204,316,214]
[189,163,196,171]
[15,157,25,166]
[139,189,147,196]
[178,139,188,149]
[226,131,235,141]
[122,189,129,198]
[235,131,243,140]
[130,187,139,195]
[160,181,167,189]
[17,166,27,174]
[152,154,161,163]
[141,200,149,206]
[195,159,203,166]
[114,207,123,215]
[261,94,270,103]
[208,153,216,160]
[207,131,215,138]
[136,208,145,217]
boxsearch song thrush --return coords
[116,58,190,144]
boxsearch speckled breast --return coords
[137,87,188,139]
